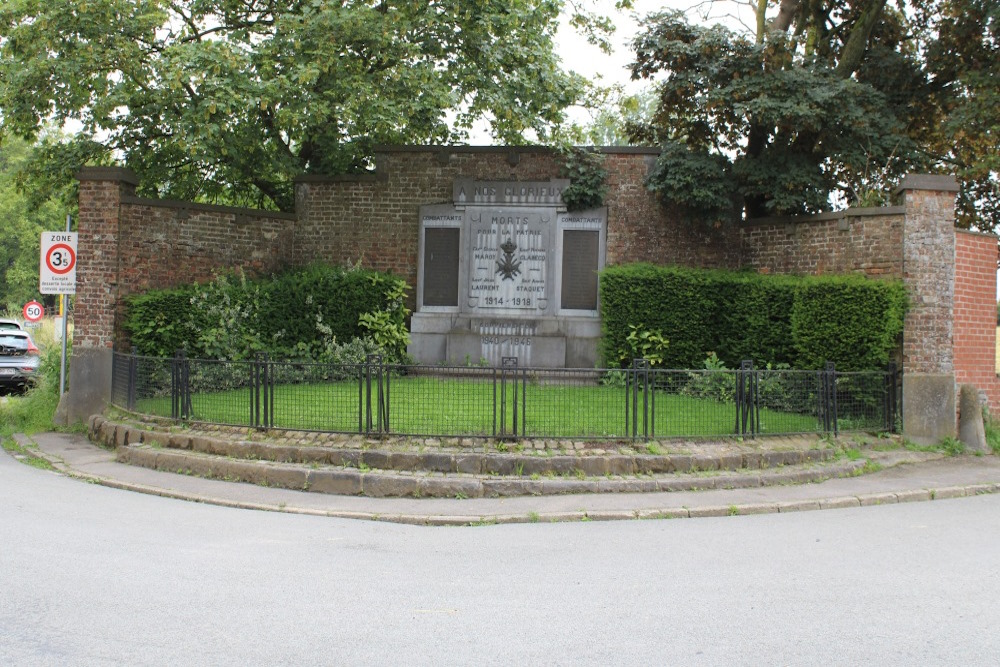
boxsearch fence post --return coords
[365,354,384,436]
[885,362,898,433]
[500,356,518,439]
[258,353,270,430]
[630,359,650,440]
[171,349,181,420]
[820,362,838,436]
[127,346,138,411]
[180,350,191,421]
[736,360,758,438]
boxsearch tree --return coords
[0,0,592,212]
[0,136,71,312]
[627,1,999,228]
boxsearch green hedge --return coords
[123,264,409,361]
[599,264,906,371]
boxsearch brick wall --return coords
[739,209,904,279]
[75,168,137,349]
[293,147,741,306]
[901,178,958,374]
[954,230,1000,413]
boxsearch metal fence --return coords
[111,350,899,441]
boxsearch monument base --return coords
[409,313,601,369]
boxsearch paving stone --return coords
[418,477,483,499]
[387,451,422,472]
[453,454,482,475]
[362,474,420,498]
[718,453,743,471]
[669,455,692,473]
[932,486,968,499]
[894,489,932,503]
[606,456,635,475]
[482,479,543,497]
[361,450,392,471]
[635,508,689,519]
[597,479,659,493]
[577,457,609,476]
[741,452,763,469]
[818,497,861,509]
[690,456,719,472]
[687,506,732,518]
[540,479,600,495]
[714,475,762,490]
[659,478,717,492]
[859,493,899,506]
[168,433,193,450]
[482,456,516,476]
[734,503,778,515]
[259,465,309,491]
[307,470,362,495]
[544,456,578,475]
[421,452,455,473]
[776,500,822,512]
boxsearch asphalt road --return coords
[2,449,999,666]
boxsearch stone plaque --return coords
[468,208,550,312]
[454,178,569,207]
[423,228,460,307]
[561,230,599,310]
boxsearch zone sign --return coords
[40,232,78,295]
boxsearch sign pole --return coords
[59,214,70,396]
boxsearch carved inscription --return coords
[469,209,548,311]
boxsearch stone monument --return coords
[409,178,606,368]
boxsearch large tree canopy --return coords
[0,0,590,212]
[628,0,999,229]
[0,136,71,311]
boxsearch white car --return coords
[0,318,23,330]
[0,330,41,391]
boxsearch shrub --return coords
[123,264,410,361]
[600,263,905,370]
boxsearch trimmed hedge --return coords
[123,264,408,361]
[600,264,906,371]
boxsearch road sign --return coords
[23,301,44,323]
[40,232,78,294]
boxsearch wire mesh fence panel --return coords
[185,359,254,427]
[381,366,498,437]
[756,369,824,435]
[520,369,628,439]
[648,369,741,438]
[111,350,896,439]
[110,352,130,408]
[835,371,889,432]
[267,362,363,432]
[131,355,174,418]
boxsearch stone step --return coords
[115,442,883,499]
[90,415,857,478]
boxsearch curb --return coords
[13,433,1000,526]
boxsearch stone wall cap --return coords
[77,166,140,185]
[955,228,999,241]
[894,174,960,194]
[371,144,662,156]
[121,195,296,220]
[745,205,904,227]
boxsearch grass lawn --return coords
[137,375,825,439]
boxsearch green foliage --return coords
[600,263,906,370]
[791,276,907,371]
[682,352,735,403]
[0,0,593,212]
[625,3,1000,227]
[0,136,74,311]
[558,147,608,211]
[985,413,1000,455]
[616,324,669,367]
[123,264,409,361]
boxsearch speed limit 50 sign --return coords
[40,232,78,294]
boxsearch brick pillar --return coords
[56,167,139,424]
[898,174,960,444]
